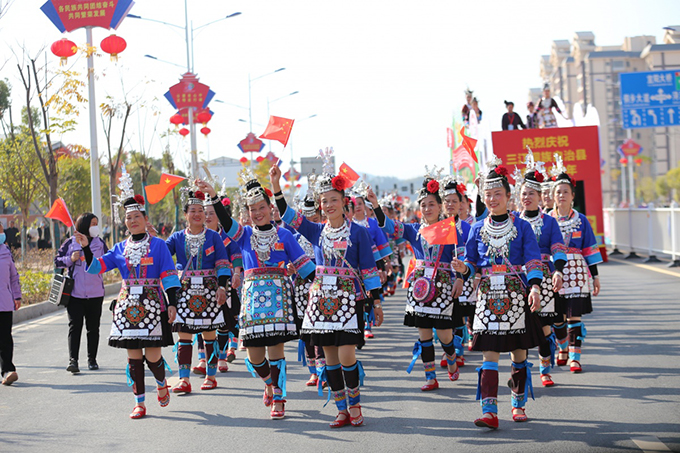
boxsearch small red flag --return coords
[338,163,360,186]
[46,198,74,228]
[259,116,295,147]
[459,127,478,163]
[145,173,187,204]
[420,216,459,245]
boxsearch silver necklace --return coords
[521,211,544,241]
[185,228,206,260]
[353,217,369,228]
[124,234,150,269]
[321,219,351,261]
[480,215,517,259]
[555,209,581,242]
[250,225,279,263]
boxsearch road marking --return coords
[13,312,62,333]
[632,436,671,452]
[610,257,680,279]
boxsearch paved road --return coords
[1,258,679,452]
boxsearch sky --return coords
[0,0,676,181]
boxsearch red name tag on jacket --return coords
[274,242,285,251]
[334,241,347,249]
[572,231,582,239]
[223,238,231,247]
[492,264,507,273]
[205,246,215,255]
[141,257,153,266]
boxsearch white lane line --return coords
[610,257,680,279]
[13,312,63,333]
[632,436,671,452]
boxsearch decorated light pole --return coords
[41,0,134,220]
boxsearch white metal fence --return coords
[603,207,680,262]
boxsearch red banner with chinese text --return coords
[491,126,605,251]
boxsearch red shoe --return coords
[192,363,207,376]
[330,411,351,428]
[364,330,374,339]
[263,384,274,407]
[129,405,146,419]
[306,374,318,387]
[540,374,555,387]
[448,367,460,381]
[467,343,473,352]
[201,377,217,390]
[570,360,582,373]
[218,360,229,373]
[349,405,364,427]
[270,400,286,420]
[440,355,448,368]
[474,413,498,429]
[456,356,465,367]
[421,379,439,391]
[512,408,528,422]
[226,350,236,363]
[556,353,568,366]
[172,380,192,394]
[157,384,171,407]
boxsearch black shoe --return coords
[67,359,80,374]
[88,359,99,371]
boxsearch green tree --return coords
[666,167,680,202]
[58,154,93,217]
[656,174,670,201]
[637,176,657,204]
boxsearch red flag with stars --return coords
[338,163,360,186]
[459,127,479,163]
[46,198,74,228]
[260,116,295,147]
[145,173,187,204]
[420,216,459,245]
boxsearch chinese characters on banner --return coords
[41,0,134,32]
[164,73,215,111]
[491,126,605,248]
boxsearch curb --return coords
[14,282,121,324]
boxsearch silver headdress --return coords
[112,164,145,224]
[520,147,543,193]
[417,165,444,203]
[481,154,506,191]
[238,167,269,206]
[315,147,339,195]
[550,153,573,187]
[179,180,207,207]
[439,175,460,197]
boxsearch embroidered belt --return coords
[244,267,287,279]
[481,265,524,277]
[415,260,449,273]
[122,278,160,288]
[182,269,217,278]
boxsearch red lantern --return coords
[179,128,190,137]
[239,157,248,164]
[170,113,184,126]
[619,158,628,166]
[196,110,212,125]
[256,156,265,163]
[100,34,127,62]
[296,184,302,188]
[200,127,211,136]
[634,158,643,166]
[51,38,77,66]
[284,184,290,189]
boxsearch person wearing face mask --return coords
[0,222,22,386]
[372,172,465,393]
[452,157,545,429]
[55,213,108,373]
[165,190,231,393]
[196,170,315,421]
[549,156,602,374]
[77,168,181,419]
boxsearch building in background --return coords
[205,156,242,187]
[529,27,680,206]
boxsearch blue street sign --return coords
[619,70,680,129]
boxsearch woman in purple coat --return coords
[55,213,108,373]
[0,222,22,386]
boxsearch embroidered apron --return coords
[293,274,312,320]
[110,278,164,340]
[456,249,477,308]
[175,268,225,330]
[405,259,454,318]
[241,267,296,339]
[560,248,593,299]
[473,266,527,335]
[302,266,365,334]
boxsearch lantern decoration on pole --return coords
[634,158,643,167]
[239,157,249,165]
[50,38,77,66]
[179,128,190,137]
[100,34,127,62]
[170,113,184,127]
[619,158,628,166]
[196,109,212,125]
[256,156,265,163]
[200,127,211,136]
